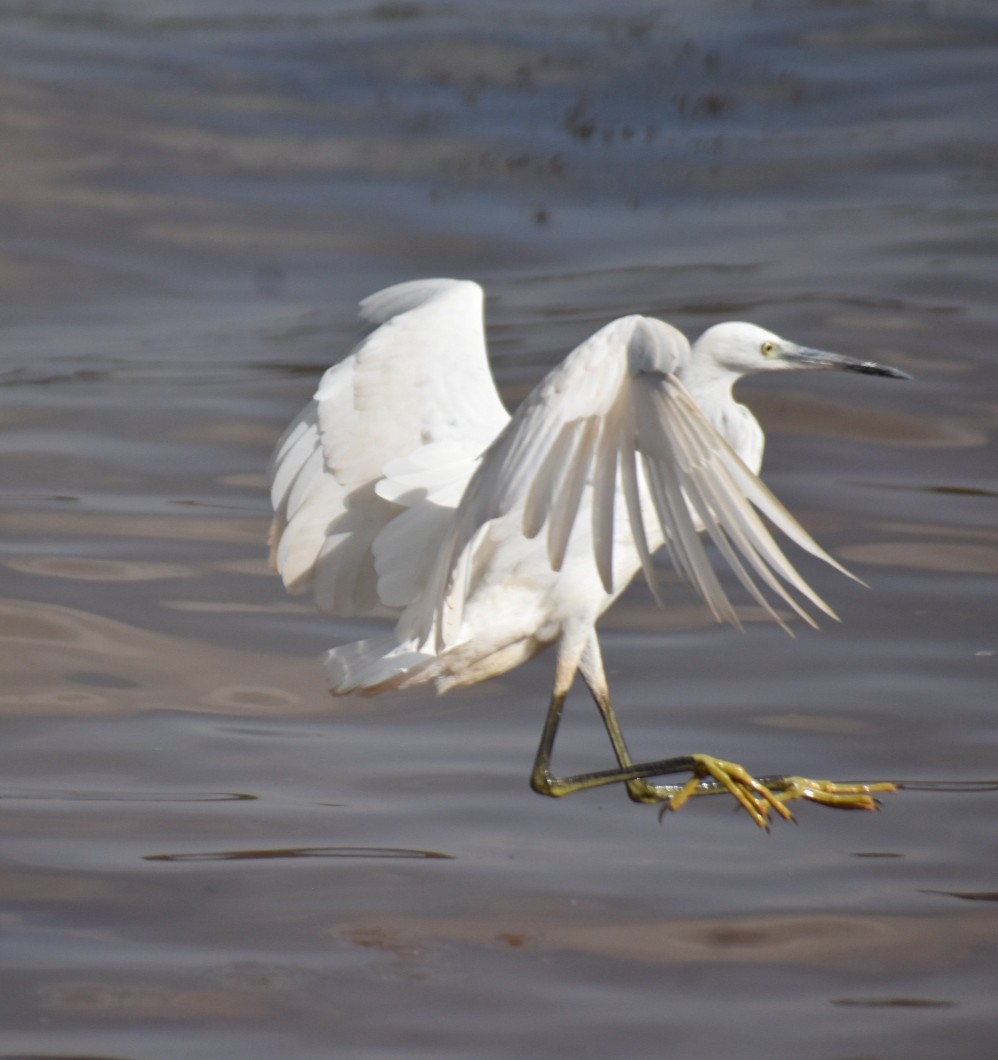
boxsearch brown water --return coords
[1,2,997,1057]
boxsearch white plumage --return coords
[268,278,907,825]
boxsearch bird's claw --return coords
[655,755,897,829]
[663,755,794,828]
[770,776,897,812]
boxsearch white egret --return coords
[268,279,908,827]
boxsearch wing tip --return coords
[358,278,482,325]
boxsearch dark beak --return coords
[784,345,912,380]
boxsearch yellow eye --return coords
[761,341,777,358]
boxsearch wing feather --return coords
[590,416,619,593]
[666,388,843,620]
[546,417,599,572]
[272,290,853,660]
[416,313,848,651]
[522,422,578,539]
[267,278,510,616]
[633,381,737,624]
[618,427,664,606]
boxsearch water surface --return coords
[1,2,996,1057]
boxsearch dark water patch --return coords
[920,890,998,903]
[852,481,998,499]
[832,996,956,1009]
[893,780,998,793]
[0,367,111,388]
[927,485,998,499]
[0,789,257,803]
[64,670,141,689]
[0,1055,134,1060]
[145,846,455,862]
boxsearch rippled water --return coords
[1,2,996,1057]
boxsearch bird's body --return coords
[269,278,907,825]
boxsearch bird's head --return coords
[692,321,911,381]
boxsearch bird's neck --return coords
[678,360,765,474]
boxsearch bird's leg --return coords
[577,635,680,805]
[529,683,703,800]
[530,631,646,798]
[528,686,572,797]
[530,633,744,807]
[576,637,790,817]
[582,637,895,821]
[529,675,787,820]
[530,634,893,826]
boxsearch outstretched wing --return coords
[268,278,510,616]
[411,314,850,651]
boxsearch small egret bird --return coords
[269,279,908,827]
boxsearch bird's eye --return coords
[761,341,777,358]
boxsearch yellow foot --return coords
[653,756,897,829]
[770,776,897,811]
[658,755,796,829]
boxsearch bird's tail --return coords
[324,635,438,695]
